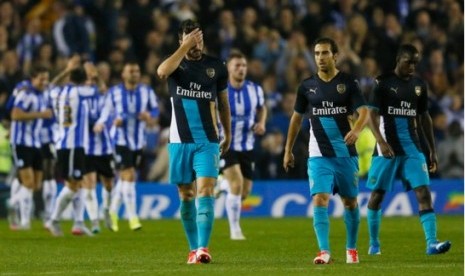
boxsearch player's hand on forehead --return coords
[182,28,203,47]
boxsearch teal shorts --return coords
[307,157,359,198]
[168,143,220,184]
[366,153,429,192]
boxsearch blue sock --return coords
[367,208,382,247]
[180,200,197,250]
[313,206,330,252]
[344,206,360,249]
[197,196,215,248]
[420,211,437,246]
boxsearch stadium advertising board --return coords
[57,179,463,219]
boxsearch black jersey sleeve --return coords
[294,84,308,114]
[350,78,367,111]
[368,78,382,110]
[417,81,428,114]
[217,61,228,92]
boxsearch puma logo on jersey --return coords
[309,88,317,94]
[390,87,398,93]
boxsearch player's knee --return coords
[368,190,385,209]
[414,186,432,205]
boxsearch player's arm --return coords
[367,108,394,158]
[139,88,159,128]
[50,55,81,86]
[283,111,303,172]
[344,106,369,145]
[11,107,52,121]
[417,112,437,173]
[253,105,267,135]
[218,89,231,155]
[156,28,203,80]
[11,92,52,121]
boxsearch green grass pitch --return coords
[0,216,463,275]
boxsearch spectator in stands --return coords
[437,121,464,178]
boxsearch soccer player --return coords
[108,61,159,232]
[40,88,57,226]
[283,37,369,264]
[219,51,266,240]
[82,64,113,233]
[8,66,52,230]
[365,44,451,255]
[157,19,231,264]
[45,63,98,236]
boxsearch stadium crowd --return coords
[0,0,463,181]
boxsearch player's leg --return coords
[337,157,360,264]
[83,171,100,233]
[404,154,451,254]
[366,156,398,255]
[168,143,198,264]
[42,157,57,225]
[16,167,34,229]
[41,144,57,225]
[222,164,245,240]
[192,143,219,264]
[7,177,21,228]
[100,175,114,230]
[120,166,140,230]
[308,157,332,264]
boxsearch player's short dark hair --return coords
[123,59,139,67]
[227,50,246,62]
[178,19,201,40]
[30,66,49,78]
[396,44,419,61]
[69,67,87,84]
[314,37,339,54]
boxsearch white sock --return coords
[225,193,242,233]
[110,179,122,214]
[50,186,75,221]
[42,179,57,220]
[220,178,231,193]
[84,188,99,221]
[72,189,85,224]
[101,187,111,210]
[121,181,137,219]
[19,186,33,227]
[11,178,21,195]
[9,178,22,206]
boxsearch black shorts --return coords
[219,150,255,179]
[85,154,115,178]
[12,145,42,170]
[57,148,86,180]
[114,146,143,170]
[41,143,56,160]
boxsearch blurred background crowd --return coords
[0,0,463,181]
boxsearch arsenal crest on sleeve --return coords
[415,86,421,96]
[336,84,346,94]
[206,68,215,78]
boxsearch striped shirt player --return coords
[50,83,97,180]
[10,81,48,170]
[7,67,51,230]
[41,89,57,159]
[220,80,266,182]
[109,83,159,169]
[86,89,115,178]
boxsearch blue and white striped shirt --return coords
[87,90,113,156]
[228,80,265,151]
[50,84,97,150]
[40,89,56,144]
[10,83,47,148]
[109,83,159,150]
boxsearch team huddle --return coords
[5,19,451,265]
[7,56,158,236]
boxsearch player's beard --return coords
[188,49,202,60]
